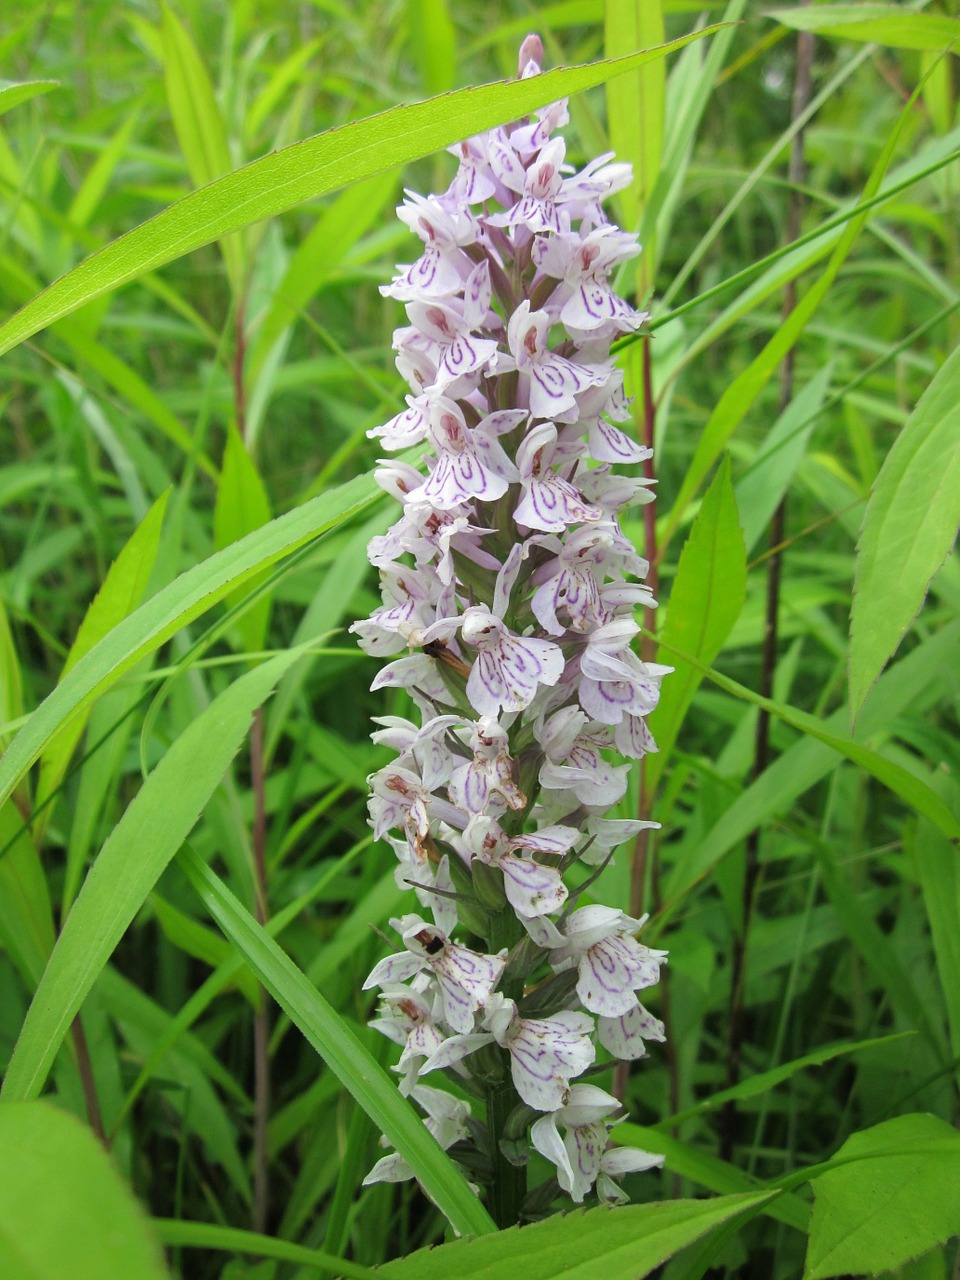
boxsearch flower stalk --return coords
[352,35,670,1224]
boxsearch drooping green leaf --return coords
[0,28,722,360]
[804,1115,960,1279]
[769,5,960,52]
[153,1220,374,1279]
[375,1191,778,1280]
[0,79,58,119]
[649,455,746,790]
[0,1101,170,1280]
[0,468,385,814]
[849,343,960,721]
[175,845,497,1240]
[0,646,305,1104]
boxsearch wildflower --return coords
[351,34,669,1218]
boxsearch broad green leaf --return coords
[375,1191,777,1280]
[0,646,305,1104]
[175,845,497,1239]
[213,426,272,653]
[653,637,960,842]
[154,1220,374,1279]
[0,29,722,360]
[0,1101,169,1280]
[804,1115,960,1279]
[662,64,919,551]
[649,456,746,791]
[769,6,960,52]
[849,343,960,720]
[0,79,57,119]
[33,491,169,840]
[0,468,384,814]
[160,3,243,291]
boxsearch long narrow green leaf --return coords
[0,647,305,1103]
[617,1125,809,1232]
[0,29,722,360]
[769,5,960,52]
[0,468,383,814]
[0,78,58,119]
[648,456,746,791]
[653,637,960,842]
[849,342,960,720]
[662,1033,913,1128]
[662,65,922,550]
[175,845,497,1239]
[33,491,169,841]
[153,1220,375,1279]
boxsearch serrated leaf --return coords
[0,646,305,1104]
[805,1115,960,1279]
[648,455,746,790]
[849,343,960,721]
[769,5,960,52]
[0,28,723,360]
[0,1101,170,1280]
[375,1191,777,1280]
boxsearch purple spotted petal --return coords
[499,854,568,918]
[597,1003,665,1060]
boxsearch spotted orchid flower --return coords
[353,34,669,1219]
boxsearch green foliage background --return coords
[0,1,958,1277]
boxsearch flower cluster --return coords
[351,35,669,1217]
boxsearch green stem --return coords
[486,1071,526,1229]
[484,900,526,1226]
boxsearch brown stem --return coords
[616,336,681,1117]
[720,28,814,1164]
[71,1015,106,1144]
